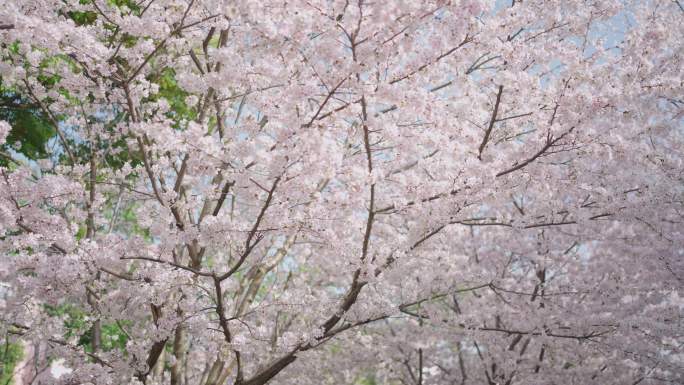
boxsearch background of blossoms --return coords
[0,1,682,384]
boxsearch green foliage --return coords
[107,0,142,14]
[0,340,22,385]
[75,225,87,241]
[44,304,88,340]
[0,340,23,385]
[60,0,97,26]
[147,67,197,126]
[67,111,137,170]
[355,374,378,385]
[118,204,151,240]
[65,0,144,26]
[0,81,55,165]
[99,112,141,169]
[68,10,98,26]
[44,303,96,351]
[100,322,130,352]
[44,304,130,353]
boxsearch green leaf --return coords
[0,341,23,385]
[0,81,55,164]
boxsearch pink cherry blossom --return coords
[0,1,682,384]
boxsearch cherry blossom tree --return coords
[0,0,682,384]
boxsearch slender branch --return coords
[676,0,684,13]
[390,35,471,85]
[127,37,169,83]
[212,180,235,216]
[399,283,492,309]
[302,75,350,127]
[217,176,280,281]
[125,6,221,83]
[90,0,118,25]
[418,348,423,385]
[173,154,189,193]
[86,147,97,238]
[213,275,243,383]
[136,136,165,205]
[241,353,297,385]
[523,22,571,43]
[478,85,504,160]
[466,53,502,74]
[22,79,76,164]
[214,84,285,103]
[99,267,138,281]
[496,127,574,177]
[121,256,213,277]
[321,270,366,334]
[496,111,533,123]
[477,326,613,341]
[375,187,465,214]
[360,96,375,262]
[455,211,612,229]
